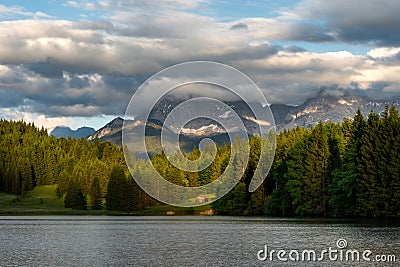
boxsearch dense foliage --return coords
[214,104,400,217]
[0,104,399,217]
[0,120,137,210]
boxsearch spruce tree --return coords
[106,166,128,211]
[329,109,365,217]
[64,178,87,210]
[358,111,380,216]
[90,176,102,210]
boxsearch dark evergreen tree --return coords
[64,178,87,210]
[358,111,381,216]
[329,109,365,217]
[106,166,126,211]
[90,176,102,210]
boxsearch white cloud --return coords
[368,47,400,59]
[0,108,74,131]
[65,1,79,8]
[34,11,54,19]
[0,4,33,17]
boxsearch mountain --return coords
[87,116,231,157]
[87,90,400,155]
[134,94,274,136]
[87,117,125,141]
[280,90,400,129]
[87,95,274,155]
[51,126,95,139]
[269,103,296,129]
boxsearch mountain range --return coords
[50,126,95,139]
[51,90,400,155]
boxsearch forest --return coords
[0,104,399,217]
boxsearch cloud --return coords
[0,4,53,19]
[34,11,55,19]
[291,0,400,46]
[0,0,399,125]
[231,18,334,42]
[0,89,24,108]
[0,107,75,131]
[368,47,400,59]
[0,4,33,17]
[65,1,79,8]
[230,23,248,31]
[0,65,134,117]
[230,0,400,45]
[232,49,400,103]
[66,0,209,12]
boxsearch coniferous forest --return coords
[0,104,399,217]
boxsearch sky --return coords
[0,0,400,130]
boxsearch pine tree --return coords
[358,111,380,216]
[378,104,400,216]
[304,122,330,216]
[387,105,400,216]
[90,176,102,210]
[106,166,133,211]
[329,109,365,217]
[64,178,87,210]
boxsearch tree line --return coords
[0,120,143,211]
[214,104,400,217]
[0,104,399,217]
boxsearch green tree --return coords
[90,176,102,210]
[329,109,365,217]
[358,111,381,216]
[64,178,87,210]
[106,165,137,211]
[106,166,126,211]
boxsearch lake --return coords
[0,216,399,266]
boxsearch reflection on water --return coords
[0,216,399,266]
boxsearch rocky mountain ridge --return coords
[76,91,400,149]
[50,126,95,139]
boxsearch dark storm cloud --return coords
[367,51,400,66]
[0,65,135,117]
[212,43,280,62]
[285,23,335,42]
[75,20,114,32]
[69,75,91,89]
[295,0,400,45]
[359,82,400,100]
[230,23,248,31]
[284,45,306,53]
[26,62,64,78]
[0,89,23,107]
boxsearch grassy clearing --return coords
[0,191,20,211]
[0,185,111,215]
[19,185,64,209]
[0,185,214,215]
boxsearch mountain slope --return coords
[87,117,125,141]
[283,92,400,129]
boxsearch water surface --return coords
[0,216,399,266]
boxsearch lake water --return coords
[0,216,399,266]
